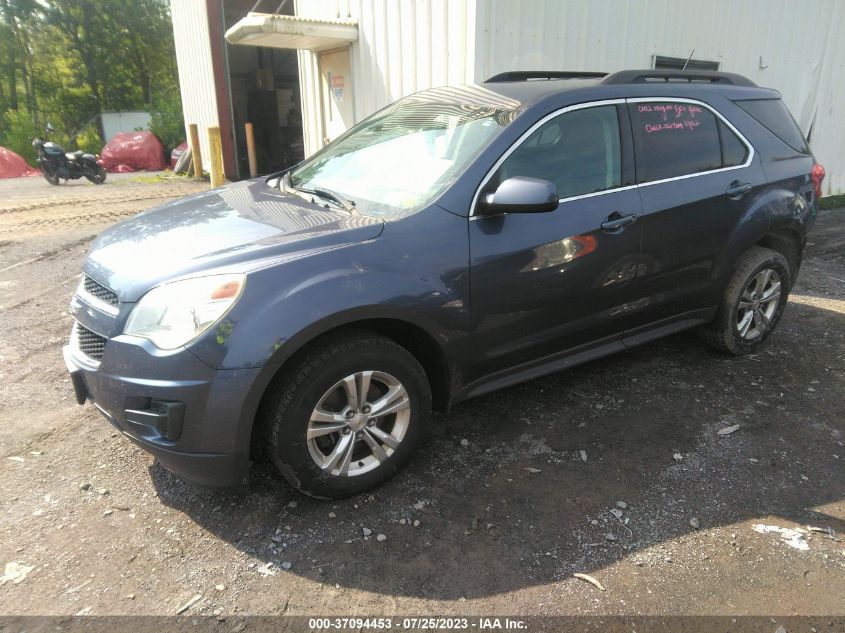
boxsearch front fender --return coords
[187,206,471,373]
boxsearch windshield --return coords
[289,86,522,216]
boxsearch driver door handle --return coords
[601,212,638,233]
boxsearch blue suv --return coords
[64,69,825,497]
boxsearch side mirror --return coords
[480,176,559,215]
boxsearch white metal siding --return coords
[474,0,845,194]
[170,0,220,170]
[294,0,476,156]
[183,0,843,191]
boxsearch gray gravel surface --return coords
[0,175,842,616]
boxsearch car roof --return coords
[477,76,606,104]
[468,69,779,110]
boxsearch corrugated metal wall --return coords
[294,0,477,156]
[170,0,220,169]
[256,0,843,192]
[473,0,845,194]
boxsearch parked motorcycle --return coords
[32,124,106,185]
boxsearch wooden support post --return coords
[207,125,224,188]
[187,123,203,181]
[245,122,258,178]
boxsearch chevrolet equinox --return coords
[64,69,825,498]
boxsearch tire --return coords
[260,331,432,498]
[702,246,791,355]
[84,164,107,184]
[41,164,60,185]
[173,147,191,175]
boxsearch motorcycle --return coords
[32,123,107,185]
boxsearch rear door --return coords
[468,102,644,383]
[624,98,766,336]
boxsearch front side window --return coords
[630,101,723,183]
[289,88,522,216]
[494,105,622,200]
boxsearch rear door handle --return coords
[726,181,753,199]
[601,212,638,233]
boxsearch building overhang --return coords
[224,13,358,52]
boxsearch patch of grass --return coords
[128,171,192,184]
[819,194,845,210]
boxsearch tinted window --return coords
[734,98,809,153]
[718,120,748,167]
[497,106,621,199]
[630,102,722,182]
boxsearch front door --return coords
[318,48,354,145]
[468,103,644,383]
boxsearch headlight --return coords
[124,274,245,350]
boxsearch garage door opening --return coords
[225,5,359,167]
[222,1,304,179]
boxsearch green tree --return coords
[0,0,181,162]
[149,89,185,154]
[1,108,36,162]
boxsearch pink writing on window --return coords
[639,102,705,132]
[645,119,702,133]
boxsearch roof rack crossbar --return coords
[486,71,608,83]
[602,69,757,87]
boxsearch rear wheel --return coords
[260,332,432,498]
[84,164,106,184]
[702,246,791,355]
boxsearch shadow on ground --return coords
[153,296,844,600]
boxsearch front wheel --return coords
[702,246,791,355]
[84,164,106,184]
[41,163,60,185]
[260,332,432,498]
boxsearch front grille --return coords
[82,275,119,308]
[75,324,107,360]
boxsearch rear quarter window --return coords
[734,98,809,154]
[718,120,748,167]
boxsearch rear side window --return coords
[497,105,621,199]
[734,98,808,153]
[629,102,722,182]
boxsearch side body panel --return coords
[187,205,472,378]
[624,94,812,331]
[467,188,643,384]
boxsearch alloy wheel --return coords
[306,370,411,477]
[736,268,781,340]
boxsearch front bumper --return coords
[63,337,262,487]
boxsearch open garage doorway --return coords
[222,1,304,179]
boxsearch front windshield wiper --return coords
[311,187,358,214]
[281,172,358,215]
[279,171,360,215]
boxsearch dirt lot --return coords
[0,175,843,622]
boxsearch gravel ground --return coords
[0,175,843,619]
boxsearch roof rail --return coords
[486,71,608,82]
[602,69,757,87]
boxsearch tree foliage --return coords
[0,0,183,163]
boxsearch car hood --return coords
[83,178,384,302]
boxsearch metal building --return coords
[171,0,844,194]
